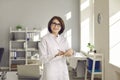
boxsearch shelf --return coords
[11,68,17,71]
[10,30,26,33]
[10,49,26,51]
[27,40,41,42]
[27,30,41,33]
[85,53,104,80]
[87,53,102,61]
[11,59,26,61]
[27,48,38,51]
[10,40,26,42]
[9,27,41,71]
[88,69,102,74]
[27,59,40,61]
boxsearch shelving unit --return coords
[85,53,104,80]
[9,27,41,71]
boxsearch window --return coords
[109,11,120,67]
[80,0,94,53]
[81,18,90,53]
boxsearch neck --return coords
[52,33,59,37]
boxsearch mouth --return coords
[53,28,60,30]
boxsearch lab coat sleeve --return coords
[39,38,56,64]
[64,38,75,66]
[64,38,71,50]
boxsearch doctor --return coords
[39,16,74,80]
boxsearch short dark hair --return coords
[48,16,65,35]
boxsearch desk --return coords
[68,52,87,78]
[0,71,41,80]
[6,72,18,80]
[68,52,87,69]
[0,72,17,80]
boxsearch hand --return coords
[64,48,74,57]
[55,50,65,57]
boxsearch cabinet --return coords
[85,53,104,80]
[9,27,41,71]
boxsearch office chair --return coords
[0,48,7,80]
[0,48,4,66]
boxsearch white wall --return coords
[0,0,80,66]
[94,0,109,80]
[107,0,120,80]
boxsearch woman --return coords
[39,16,74,80]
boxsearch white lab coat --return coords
[39,33,70,80]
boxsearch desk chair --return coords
[0,48,7,80]
[0,48,4,67]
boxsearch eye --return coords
[52,22,61,26]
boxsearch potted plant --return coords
[87,43,94,52]
[16,25,22,31]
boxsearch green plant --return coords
[87,43,94,51]
[16,25,22,30]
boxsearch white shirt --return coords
[39,33,70,80]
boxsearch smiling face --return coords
[48,16,65,35]
[50,19,61,35]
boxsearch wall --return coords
[107,0,120,80]
[94,0,109,80]
[0,0,80,66]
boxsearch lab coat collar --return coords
[49,33,60,39]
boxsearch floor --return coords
[0,67,101,80]
[69,69,101,80]
[69,69,84,80]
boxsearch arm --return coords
[39,39,65,64]
[64,48,74,57]
[39,39,55,64]
[55,50,65,57]
[63,38,74,57]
